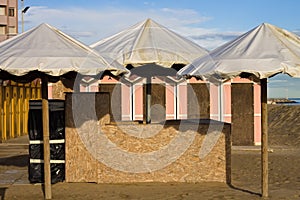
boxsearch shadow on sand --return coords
[0,187,7,200]
[228,183,261,197]
[0,155,28,167]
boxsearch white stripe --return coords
[254,113,261,117]
[29,140,42,144]
[99,82,121,84]
[29,139,65,144]
[30,159,43,163]
[50,139,65,144]
[30,159,65,164]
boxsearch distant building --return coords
[0,0,18,42]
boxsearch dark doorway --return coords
[99,84,121,122]
[143,83,166,123]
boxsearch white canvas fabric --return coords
[178,23,300,81]
[0,23,127,77]
[91,19,208,68]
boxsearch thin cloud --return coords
[20,5,237,50]
[293,30,300,37]
[188,32,242,50]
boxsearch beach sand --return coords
[1,104,300,199]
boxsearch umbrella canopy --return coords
[178,23,300,81]
[90,18,208,68]
[0,23,127,78]
[177,22,300,198]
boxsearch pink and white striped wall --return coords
[85,75,261,145]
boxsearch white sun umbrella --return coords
[0,23,128,199]
[91,18,208,68]
[178,23,300,198]
[91,18,208,123]
[178,23,300,80]
[0,23,127,77]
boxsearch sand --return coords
[1,104,300,199]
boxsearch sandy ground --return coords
[0,104,300,199]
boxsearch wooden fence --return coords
[0,80,41,142]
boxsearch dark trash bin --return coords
[28,100,65,184]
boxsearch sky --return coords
[19,0,300,98]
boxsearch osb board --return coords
[65,92,110,182]
[51,81,73,100]
[96,123,230,183]
[65,93,231,183]
[66,95,230,183]
[231,83,254,145]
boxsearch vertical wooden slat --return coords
[23,84,31,135]
[0,85,3,142]
[5,86,11,140]
[18,85,24,136]
[31,81,36,99]
[42,77,52,199]
[2,86,7,141]
[37,80,42,99]
[261,78,268,197]
[11,85,17,138]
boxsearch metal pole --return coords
[21,0,24,33]
[261,78,268,198]
[42,76,52,199]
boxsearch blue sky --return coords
[20,0,300,98]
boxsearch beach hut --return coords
[0,23,128,199]
[178,22,300,197]
[91,18,208,123]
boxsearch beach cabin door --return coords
[143,83,166,123]
[231,83,254,145]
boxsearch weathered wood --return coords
[150,84,166,123]
[261,78,268,197]
[231,83,254,145]
[65,92,110,183]
[99,83,121,121]
[187,83,210,119]
[42,77,52,199]
[146,77,151,124]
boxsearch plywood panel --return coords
[143,84,166,123]
[99,84,121,121]
[231,83,254,145]
[187,83,210,119]
[65,92,110,182]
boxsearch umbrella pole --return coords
[42,76,52,199]
[261,78,268,197]
[146,76,151,124]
